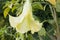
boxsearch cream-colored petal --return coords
[30,21,42,34]
[9,14,25,28]
[25,13,42,34]
[16,18,30,33]
[9,0,31,28]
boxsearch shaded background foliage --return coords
[0,0,60,40]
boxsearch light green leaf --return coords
[32,2,44,10]
[3,1,11,9]
[3,7,10,18]
[12,5,17,12]
[38,27,46,36]
[0,26,6,35]
[16,6,23,16]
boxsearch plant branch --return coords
[49,5,60,40]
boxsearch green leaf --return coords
[27,34,35,40]
[0,26,6,35]
[16,6,23,16]
[32,2,44,10]
[3,7,10,18]
[38,27,46,36]
[12,5,17,12]
[20,33,24,40]
[3,1,11,9]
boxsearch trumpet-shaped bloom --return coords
[46,0,56,6]
[9,0,42,34]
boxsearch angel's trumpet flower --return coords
[46,0,56,6]
[9,0,42,34]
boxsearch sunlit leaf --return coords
[16,6,23,16]
[12,5,17,12]
[3,7,10,18]
[3,1,12,9]
[32,2,44,10]
[3,1,10,9]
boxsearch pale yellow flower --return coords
[46,0,56,6]
[9,0,42,34]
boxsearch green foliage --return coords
[56,0,60,12]
[38,27,46,36]
[27,34,35,40]
[3,7,10,18]
[0,26,6,36]
[32,2,44,10]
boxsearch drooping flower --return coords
[9,0,43,34]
